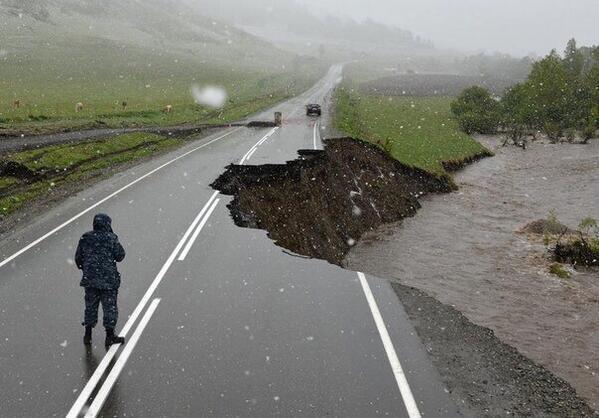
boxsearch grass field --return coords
[334,84,491,176]
[0,5,325,136]
[0,39,321,136]
[0,133,183,218]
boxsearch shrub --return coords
[549,263,571,279]
[565,128,577,143]
[543,121,563,142]
[451,86,500,134]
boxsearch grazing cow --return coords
[121,101,127,110]
[75,102,84,113]
[164,105,173,113]
[13,100,20,109]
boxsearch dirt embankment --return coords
[213,136,597,416]
[212,137,453,264]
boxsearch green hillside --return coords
[0,0,324,134]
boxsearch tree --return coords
[563,39,584,78]
[525,51,576,139]
[500,83,537,143]
[451,86,500,134]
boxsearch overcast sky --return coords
[297,0,599,56]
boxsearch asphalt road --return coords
[0,65,460,417]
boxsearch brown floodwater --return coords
[345,136,599,410]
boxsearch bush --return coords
[543,121,563,142]
[549,263,571,279]
[582,119,597,143]
[451,86,500,134]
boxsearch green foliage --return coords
[450,86,500,134]
[459,39,599,142]
[335,87,490,175]
[579,217,598,236]
[0,133,183,218]
[549,263,571,279]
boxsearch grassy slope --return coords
[0,133,183,217]
[335,88,489,175]
[0,2,324,135]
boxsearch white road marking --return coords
[84,298,161,418]
[178,198,220,261]
[313,120,320,150]
[66,125,278,416]
[66,192,218,418]
[0,128,242,270]
[239,127,278,165]
[357,272,422,418]
[245,147,257,161]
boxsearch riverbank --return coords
[346,135,599,410]
[212,133,596,415]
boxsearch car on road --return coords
[306,103,322,116]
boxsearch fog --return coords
[298,0,599,55]
[192,0,598,56]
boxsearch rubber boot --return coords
[105,328,125,347]
[83,326,92,346]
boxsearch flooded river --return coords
[345,136,599,410]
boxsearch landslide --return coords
[212,137,453,265]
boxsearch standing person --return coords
[75,213,126,347]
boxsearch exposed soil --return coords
[212,135,597,415]
[212,137,453,265]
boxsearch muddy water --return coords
[345,136,599,410]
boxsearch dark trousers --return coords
[83,288,119,330]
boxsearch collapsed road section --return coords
[212,136,596,416]
[212,137,453,265]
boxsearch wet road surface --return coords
[0,66,459,417]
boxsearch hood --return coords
[93,213,113,233]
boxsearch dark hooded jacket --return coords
[75,214,126,290]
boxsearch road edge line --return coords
[0,127,242,270]
[357,272,422,418]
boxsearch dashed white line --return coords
[178,198,220,261]
[84,298,162,418]
[357,272,422,418]
[0,128,242,270]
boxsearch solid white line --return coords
[357,272,422,418]
[313,121,319,150]
[0,128,242,270]
[178,198,220,261]
[239,127,277,165]
[245,147,257,161]
[66,192,218,418]
[84,298,161,418]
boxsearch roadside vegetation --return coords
[0,44,322,136]
[0,2,325,137]
[451,39,599,144]
[334,80,491,177]
[0,133,184,219]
